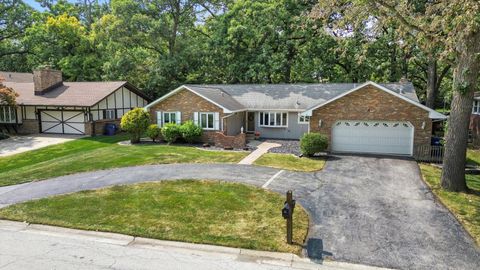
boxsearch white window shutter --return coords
[193,112,199,125]
[156,111,163,127]
[176,112,181,124]
[214,112,220,130]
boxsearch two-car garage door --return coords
[40,110,86,135]
[332,120,414,156]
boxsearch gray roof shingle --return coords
[185,82,419,111]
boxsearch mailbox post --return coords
[281,190,295,244]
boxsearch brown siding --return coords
[17,119,39,134]
[148,88,224,126]
[310,85,432,149]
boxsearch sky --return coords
[24,0,109,11]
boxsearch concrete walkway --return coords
[0,220,385,270]
[0,134,83,157]
[238,141,281,164]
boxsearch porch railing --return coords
[414,145,444,163]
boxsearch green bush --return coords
[161,123,181,144]
[300,133,328,156]
[180,120,203,143]
[146,124,161,142]
[120,108,150,144]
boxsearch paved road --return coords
[0,157,479,269]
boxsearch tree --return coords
[120,108,150,143]
[313,0,480,192]
[0,78,18,106]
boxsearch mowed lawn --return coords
[0,135,248,187]
[419,164,480,245]
[0,180,309,254]
[254,153,326,172]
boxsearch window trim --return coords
[298,113,310,124]
[259,111,288,128]
[199,112,215,130]
[104,109,115,120]
[473,100,480,114]
[0,106,16,123]
[163,111,177,125]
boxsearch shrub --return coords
[161,123,181,144]
[300,133,328,156]
[146,124,161,142]
[120,108,150,144]
[180,120,203,143]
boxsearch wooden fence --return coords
[414,145,444,163]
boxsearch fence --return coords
[414,145,444,163]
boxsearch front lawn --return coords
[467,149,480,166]
[0,180,309,254]
[254,153,326,172]
[419,164,480,245]
[0,135,248,187]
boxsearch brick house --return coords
[145,81,446,156]
[0,68,150,135]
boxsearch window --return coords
[298,113,310,124]
[103,109,115,120]
[473,100,480,114]
[199,112,215,129]
[0,106,16,123]
[163,112,177,124]
[259,112,288,127]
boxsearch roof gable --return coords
[303,81,446,119]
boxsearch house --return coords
[0,68,150,135]
[470,93,480,145]
[145,82,446,156]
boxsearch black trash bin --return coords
[104,123,117,136]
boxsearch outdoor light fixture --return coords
[421,121,426,129]
[318,119,323,127]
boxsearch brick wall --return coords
[203,131,246,149]
[149,88,224,124]
[17,119,39,134]
[470,114,480,146]
[310,85,432,149]
[90,119,121,136]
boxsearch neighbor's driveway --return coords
[0,134,83,157]
[0,157,478,269]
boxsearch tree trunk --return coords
[441,31,480,192]
[425,55,437,109]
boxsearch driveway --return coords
[0,158,478,269]
[0,134,83,157]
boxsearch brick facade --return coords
[310,85,432,150]
[90,119,121,136]
[148,88,246,147]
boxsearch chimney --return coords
[33,67,63,95]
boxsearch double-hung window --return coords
[259,112,288,127]
[298,113,310,124]
[200,112,214,130]
[103,109,115,120]
[0,106,16,123]
[473,100,480,114]
[156,111,181,127]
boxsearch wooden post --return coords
[286,190,293,244]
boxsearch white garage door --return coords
[332,120,414,156]
[40,110,86,135]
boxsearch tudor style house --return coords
[0,68,149,135]
[145,82,446,156]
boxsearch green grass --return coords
[254,153,326,172]
[0,135,248,187]
[0,180,309,254]
[467,149,480,166]
[419,164,480,245]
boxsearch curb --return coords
[0,220,394,270]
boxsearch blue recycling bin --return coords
[104,123,117,136]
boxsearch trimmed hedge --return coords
[146,124,161,142]
[120,108,150,144]
[161,123,181,144]
[300,133,328,156]
[179,120,203,143]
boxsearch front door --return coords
[247,112,255,132]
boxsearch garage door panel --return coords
[332,120,413,156]
[40,110,85,135]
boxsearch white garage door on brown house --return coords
[331,120,414,156]
[40,110,86,135]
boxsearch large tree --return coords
[313,0,480,192]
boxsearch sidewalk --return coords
[0,220,392,270]
[238,141,281,165]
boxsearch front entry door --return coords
[247,112,255,132]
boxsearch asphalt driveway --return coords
[0,157,478,269]
[267,155,480,270]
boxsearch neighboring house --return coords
[470,93,480,145]
[145,82,446,156]
[0,68,150,135]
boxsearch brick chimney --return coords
[33,67,63,95]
